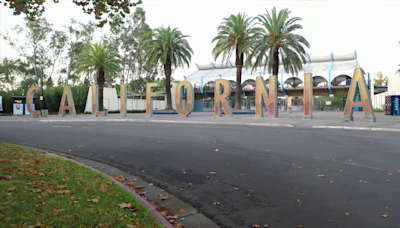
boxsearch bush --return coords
[0,86,88,114]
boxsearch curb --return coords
[43,151,174,228]
[312,125,400,132]
[37,119,295,128]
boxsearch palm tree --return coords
[77,43,121,111]
[211,13,260,110]
[143,26,193,110]
[246,7,310,77]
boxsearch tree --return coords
[1,0,142,26]
[1,18,66,91]
[211,13,259,110]
[77,43,121,111]
[106,7,160,93]
[60,19,97,84]
[143,26,193,110]
[246,7,310,78]
[374,71,388,86]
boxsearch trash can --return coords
[393,95,400,116]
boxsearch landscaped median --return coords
[0,143,167,228]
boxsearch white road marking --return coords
[334,160,397,172]
[51,126,71,128]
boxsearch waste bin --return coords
[393,95,400,116]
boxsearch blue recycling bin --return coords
[393,95,400,116]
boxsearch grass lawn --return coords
[0,142,165,228]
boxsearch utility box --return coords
[12,96,37,116]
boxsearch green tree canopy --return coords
[246,7,310,77]
[1,0,142,26]
[143,26,193,110]
[211,12,260,110]
[374,71,388,86]
[77,42,121,111]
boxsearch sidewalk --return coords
[1,111,400,132]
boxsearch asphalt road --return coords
[1,121,400,228]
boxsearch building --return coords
[184,51,371,111]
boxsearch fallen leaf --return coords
[190,211,197,215]
[253,225,260,228]
[99,185,108,192]
[158,195,169,201]
[113,174,125,183]
[210,172,216,175]
[134,186,143,190]
[188,183,192,185]
[166,215,178,219]
[180,209,185,214]
[180,187,185,191]
[330,181,334,183]
[234,187,240,190]
[141,170,145,173]
[176,224,185,228]
[264,225,269,228]
[0,175,12,180]
[240,174,245,176]
[345,213,350,216]
[387,180,391,182]
[126,224,136,228]
[118,203,134,209]
[215,149,219,151]
[387,173,393,176]
[299,193,306,196]
[214,202,220,205]
[149,183,153,186]
[297,199,301,203]
[340,170,344,173]
[317,175,326,178]
[328,219,334,223]
[180,217,185,221]
[298,225,303,228]
[8,187,17,192]
[89,198,99,203]
[381,214,388,218]
[106,181,114,185]
[64,190,71,195]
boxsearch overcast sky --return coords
[1,0,399,81]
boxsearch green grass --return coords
[0,143,165,228]
[373,108,384,113]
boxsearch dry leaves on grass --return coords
[0,175,12,180]
[99,185,108,192]
[118,203,134,209]
[88,197,100,203]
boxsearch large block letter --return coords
[91,85,102,116]
[343,68,376,122]
[214,79,232,117]
[175,81,194,117]
[26,86,38,117]
[255,76,277,118]
[303,73,313,119]
[58,86,76,117]
[120,84,127,117]
[146,82,159,117]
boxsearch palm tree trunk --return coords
[164,57,173,110]
[98,67,105,111]
[234,47,244,110]
[272,47,280,76]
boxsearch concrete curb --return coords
[42,151,175,228]
[312,125,400,132]
[37,119,295,128]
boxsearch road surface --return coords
[1,121,400,228]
